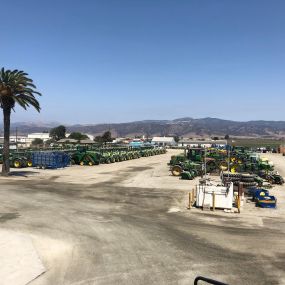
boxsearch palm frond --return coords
[0,68,41,112]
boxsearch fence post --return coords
[188,192,192,209]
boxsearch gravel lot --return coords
[0,150,285,285]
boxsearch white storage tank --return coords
[196,182,233,209]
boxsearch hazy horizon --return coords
[1,0,285,124]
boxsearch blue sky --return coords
[1,0,284,124]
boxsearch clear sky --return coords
[1,0,284,124]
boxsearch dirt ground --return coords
[0,150,285,285]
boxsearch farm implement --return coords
[247,187,277,208]
[170,147,284,186]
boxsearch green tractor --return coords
[170,147,226,177]
[169,154,186,166]
[9,151,33,168]
[71,150,101,166]
[171,160,202,177]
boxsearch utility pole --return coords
[204,146,207,178]
[16,127,18,151]
[227,144,230,179]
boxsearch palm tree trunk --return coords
[2,106,11,175]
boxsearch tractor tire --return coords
[206,160,217,172]
[230,164,240,173]
[222,172,241,178]
[225,177,241,182]
[240,181,257,187]
[192,169,199,177]
[27,160,33,167]
[241,174,255,179]
[13,159,22,168]
[79,161,85,166]
[241,177,255,183]
[171,165,183,176]
[219,161,228,171]
[273,176,284,185]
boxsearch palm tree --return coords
[0,68,41,175]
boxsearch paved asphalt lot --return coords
[0,151,285,285]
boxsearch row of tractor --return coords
[0,146,167,169]
[169,147,284,186]
[70,146,166,166]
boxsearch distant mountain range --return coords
[1,117,285,138]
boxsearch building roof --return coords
[27,133,50,137]
[57,138,78,143]
[79,139,95,144]
[152,137,175,142]
[179,139,227,145]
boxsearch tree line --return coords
[30,126,114,146]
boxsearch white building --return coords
[25,133,50,146]
[151,136,176,146]
[27,133,50,142]
[0,135,28,144]
[0,138,18,149]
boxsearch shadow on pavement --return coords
[8,170,40,177]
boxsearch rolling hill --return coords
[2,117,285,138]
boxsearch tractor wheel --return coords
[241,174,255,180]
[274,176,284,185]
[79,161,85,166]
[219,161,228,171]
[230,164,239,173]
[242,181,257,188]
[206,160,216,172]
[172,165,183,176]
[21,159,28,168]
[13,159,22,168]
[27,160,33,167]
[88,161,94,166]
[241,177,255,183]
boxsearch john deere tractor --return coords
[170,148,220,177]
[10,151,33,168]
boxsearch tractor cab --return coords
[187,147,205,162]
